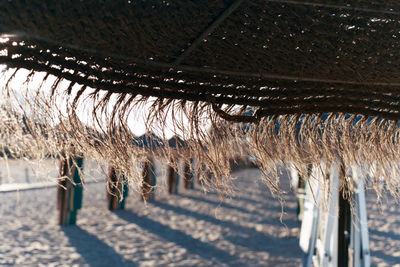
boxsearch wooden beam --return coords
[267,0,400,15]
[172,0,245,66]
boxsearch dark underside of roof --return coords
[1,0,400,122]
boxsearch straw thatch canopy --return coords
[2,1,400,121]
[1,1,400,195]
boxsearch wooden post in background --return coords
[167,164,176,194]
[107,167,129,210]
[175,167,180,193]
[57,156,84,225]
[183,159,195,189]
[167,136,185,194]
[167,163,179,194]
[183,161,191,189]
[142,158,156,201]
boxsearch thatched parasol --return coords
[133,133,164,151]
[1,1,400,196]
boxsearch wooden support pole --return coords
[183,159,195,189]
[338,190,351,267]
[107,167,129,210]
[57,156,84,225]
[167,163,179,194]
[142,159,156,201]
[183,161,191,189]
[338,164,351,267]
[175,168,180,193]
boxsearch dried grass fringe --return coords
[1,68,400,202]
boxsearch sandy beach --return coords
[0,163,399,266]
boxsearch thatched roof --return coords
[133,133,164,150]
[1,1,400,122]
[1,1,400,196]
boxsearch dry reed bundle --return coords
[1,1,400,199]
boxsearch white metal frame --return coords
[297,163,370,267]
[350,166,371,267]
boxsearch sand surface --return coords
[0,162,399,266]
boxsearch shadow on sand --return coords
[62,225,137,267]
[369,229,400,242]
[151,200,299,255]
[179,192,297,217]
[114,209,240,265]
[178,193,257,214]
